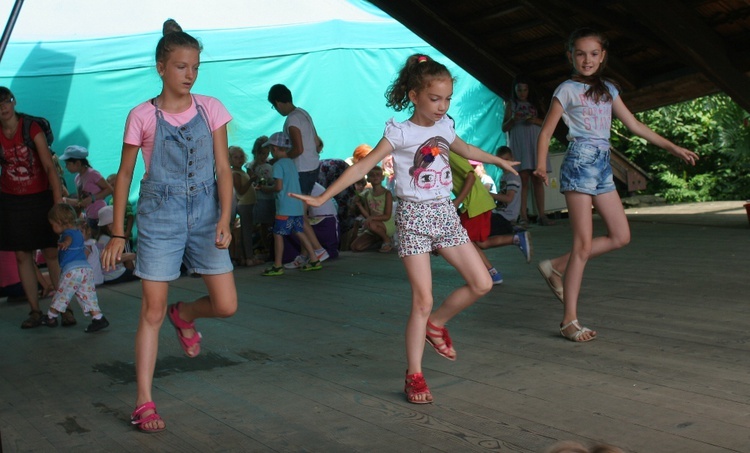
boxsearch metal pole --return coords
[0,0,25,64]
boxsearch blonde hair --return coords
[229,145,247,165]
[48,203,78,227]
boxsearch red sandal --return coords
[167,302,202,358]
[404,371,433,404]
[425,319,456,361]
[131,401,166,433]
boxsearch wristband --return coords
[111,235,127,240]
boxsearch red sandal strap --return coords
[131,401,161,425]
[168,302,195,330]
[426,320,455,356]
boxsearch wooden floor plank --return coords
[1,201,748,452]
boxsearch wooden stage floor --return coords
[1,201,748,452]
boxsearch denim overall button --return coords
[188,161,193,165]
[189,173,194,177]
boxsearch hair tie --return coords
[417,56,428,63]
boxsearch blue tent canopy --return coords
[1,0,506,196]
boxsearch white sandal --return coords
[538,259,564,303]
[560,319,596,342]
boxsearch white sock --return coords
[47,310,59,318]
[92,313,103,320]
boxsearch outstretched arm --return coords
[612,97,699,165]
[451,136,519,175]
[291,137,394,207]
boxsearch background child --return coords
[101,19,238,433]
[534,28,698,342]
[293,54,518,404]
[350,166,395,253]
[485,146,533,264]
[502,75,553,226]
[449,153,504,284]
[259,132,322,276]
[247,135,273,262]
[42,203,108,332]
[59,145,113,229]
[230,145,260,266]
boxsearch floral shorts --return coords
[396,199,469,258]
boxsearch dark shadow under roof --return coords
[369,0,750,113]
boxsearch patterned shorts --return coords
[51,267,101,315]
[273,215,305,236]
[396,199,469,258]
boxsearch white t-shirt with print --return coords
[553,80,619,143]
[383,116,456,203]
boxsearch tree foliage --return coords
[610,94,750,202]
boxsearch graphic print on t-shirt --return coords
[409,136,451,193]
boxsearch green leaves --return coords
[611,94,750,202]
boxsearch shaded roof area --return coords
[369,0,750,113]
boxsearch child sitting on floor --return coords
[351,166,395,253]
[42,203,109,332]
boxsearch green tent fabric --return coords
[1,0,506,198]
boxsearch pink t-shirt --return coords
[123,94,232,173]
[75,168,107,219]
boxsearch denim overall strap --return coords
[148,97,215,190]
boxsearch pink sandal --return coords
[425,319,457,361]
[404,371,433,404]
[167,302,202,358]
[131,401,166,433]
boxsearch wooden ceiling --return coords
[369,0,750,114]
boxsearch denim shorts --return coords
[134,180,233,281]
[298,167,320,195]
[559,142,616,196]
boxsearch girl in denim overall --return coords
[102,19,237,433]
[535,28,698,343]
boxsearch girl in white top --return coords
[535,28,698,342]
[293,54,518,404]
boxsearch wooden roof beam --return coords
[620,0,750,112]
[369,0,520,99]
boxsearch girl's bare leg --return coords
[431,242,493,324]
[134,280,169,431]
[549,191,630,339]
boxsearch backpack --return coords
[17,113,54,152]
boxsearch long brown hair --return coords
[566,27,619,104]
